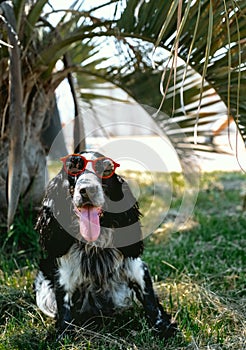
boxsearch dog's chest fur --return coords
[57,243,145,315]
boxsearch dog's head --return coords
[60,151,117,243]
[57,151,143,253]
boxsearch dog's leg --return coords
[127,258,177,339]
[54,279,73,336]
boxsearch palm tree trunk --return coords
[1,2,25,228]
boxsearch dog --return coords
[34,151,177,339]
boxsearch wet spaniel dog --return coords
[34,151,177,339]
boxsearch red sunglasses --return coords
[60,154,120,179]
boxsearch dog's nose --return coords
[80,188,89,201]
[80,188,87,197]
[80,187,97,201]
[73,174,104,208]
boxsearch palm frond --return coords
[111,0,246,147]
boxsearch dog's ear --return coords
[36,171,75,257]
[102,175,144,258]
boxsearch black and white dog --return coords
[35,151,177,339]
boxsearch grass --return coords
[0,171,245,349]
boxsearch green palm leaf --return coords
[113,0,246,146]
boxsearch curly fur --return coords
[34,151,177,339]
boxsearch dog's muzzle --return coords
[73,172,105,242]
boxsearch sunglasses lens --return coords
[94,158,115,178]
[65,155,85,175]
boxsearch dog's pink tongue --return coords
[78,207,101,242]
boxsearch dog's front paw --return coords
[154,318,178,339]
[152,310,178,339]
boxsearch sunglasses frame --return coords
[60,154,120,179]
